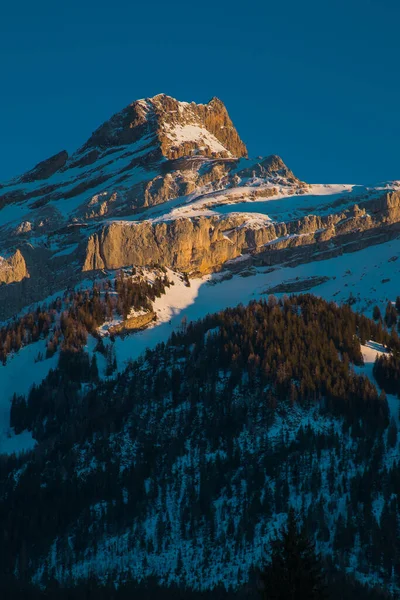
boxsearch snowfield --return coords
[163,123,232,156]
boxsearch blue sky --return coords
[1,0,399,183]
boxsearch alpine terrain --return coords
[1,94,400,598]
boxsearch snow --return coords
[104,236,400,378]
[113,271,204,369]
[2,233,400,454]
[0,339,58,455]
[209,185,359,222]
[121,181,372,226]
[0,429,36,456]
[0,134,159,230]
[131,178,399,228]
[360,340,388,364]
[1,244,398,589]
[163,124,231,156]
[355,342,400,429]
[32,396,373,590]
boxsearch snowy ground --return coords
[113,183,358,224]
[356,341,399,426]
[114,181,399,225]
[112,236,400,372]
[2,234,400,455]
[0,339,58,454]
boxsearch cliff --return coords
[0,249,29,285]
[82,191,400,275]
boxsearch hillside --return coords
[0,94,400,598]
[1,295,400,597]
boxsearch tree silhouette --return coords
[260,509,327,599]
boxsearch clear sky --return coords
[1,0,399,183]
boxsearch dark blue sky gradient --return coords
[1,0,399,183]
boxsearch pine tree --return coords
[373,305,381,322]
[90,354,99,382]
[384,301,397,328]
[387,417,397,449]
[260,509,327,600]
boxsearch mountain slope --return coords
[1,94,400,597]
[2,296,399,594]
[1,92,399,323]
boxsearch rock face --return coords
[81,94,248,160]
[20,150,68,183]
[237,155,298,183]
[109,311,156,335]
[0,249,29,284]
[82,191,400,275]
[83,217,242,274]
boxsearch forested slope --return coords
[1,295,399,595]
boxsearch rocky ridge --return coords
[82,191,400,275]
[0,94,399,318]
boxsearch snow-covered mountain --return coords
[0,94,400,321]
[1,94,400,598]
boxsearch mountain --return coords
[0,94,400,598]
[0,94,303,317]
[0,94,400,322]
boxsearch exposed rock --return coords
[370,191,400,223]
[109,311,156,335]
[79,94,248,160]
[83,217,241,275]
[82,192,400,277]
[0,249,29,284]
[0,95,296,226]
[85,192,118,218]
[14,221,33,235]
[2,93,400,324]
[236,155,299,183]
[66,149,100,170]
[20,150,68,183]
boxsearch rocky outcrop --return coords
[236,155,300,184]
[157,95,248,159]
[83,217,242,274]
[0,94,301,231]
[0,249,29,284]
[20,150,68,183]
[139,160,235,209]
[109,311,156,335]
[366,190,400,223]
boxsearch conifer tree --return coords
[260,509,327,600]
[373,306,381,322]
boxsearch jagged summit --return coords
[78,93,248,160]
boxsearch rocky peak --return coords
[78,94,248,160]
